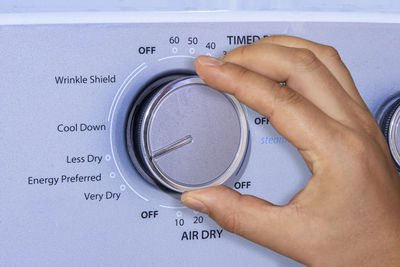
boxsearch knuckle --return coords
[218,193,252,236]
[292,48,320,71]
[221,66,252,100]
[273,84,303,107]
[286,201,306,219]
[320,45,341,61]
[229,44,252,59]
[235,67,252,81]
[220,208,242,235]
[230,68,253,100]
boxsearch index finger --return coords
[195,55,341,162]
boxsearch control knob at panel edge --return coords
[379,96,400,171]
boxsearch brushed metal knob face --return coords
[126,75,248,192]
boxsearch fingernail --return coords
[197,55,224,66]
[181,193,209,214]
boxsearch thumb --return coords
[181,185,308,263]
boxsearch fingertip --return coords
[194,56,229,93]
[181,186,238,214]
[194,56,225,78]
[181,192,210,214]
[196,55,225,67]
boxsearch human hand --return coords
[181,36,400,266]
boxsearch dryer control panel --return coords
[1,17,400,266]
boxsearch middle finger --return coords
[223,43,361,125]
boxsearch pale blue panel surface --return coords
[1,20,400,266]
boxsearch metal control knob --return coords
[126,75,248,192]
[379,97,400,170]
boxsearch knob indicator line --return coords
[151,135,193,159]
